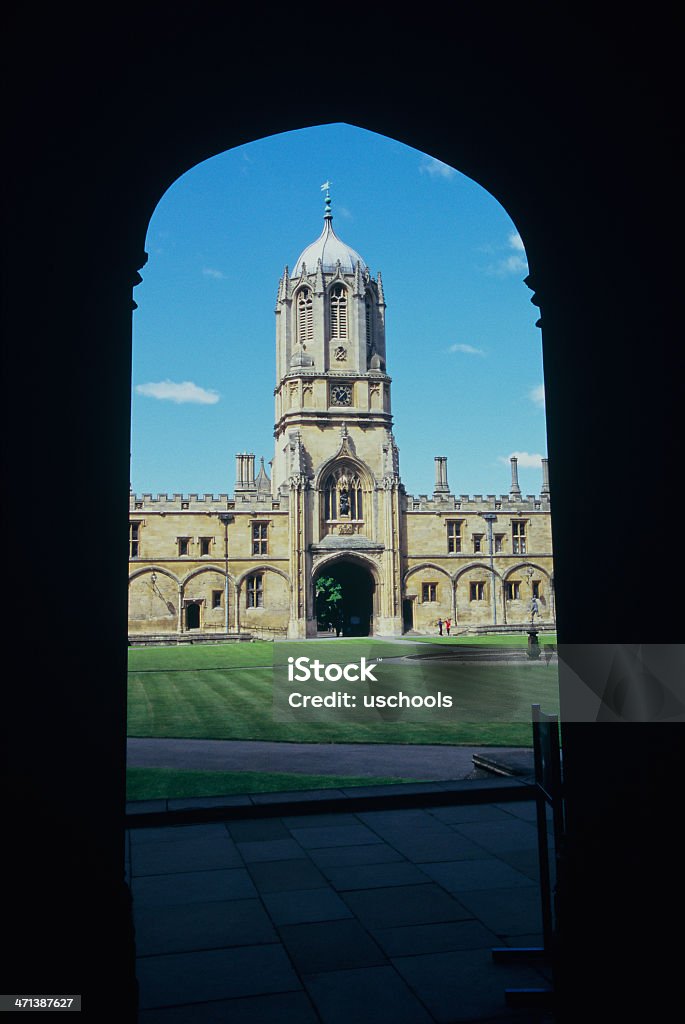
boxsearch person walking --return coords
[437,618,443,636]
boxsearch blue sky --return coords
[131,123,548,498]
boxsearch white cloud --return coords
[497,451,545,468]
[419,157,457,179]
[483,231,529,276]
[529,383,546,407]
[136,380,220,404]
[448,343,486,356]
[202,268,227,280]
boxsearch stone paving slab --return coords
[132,867,257,906]
[341,884,473,929]
[418,857,536,892]
[130,822,232,845]
[495,848,541,881]
[278,919,387,973]
[133,898,277,956]
[382,832,488,863]
[391,948,549,1023]
[130,834,242,876]
[429,803,517,824]
[356,808,457,834]
[371,919,501,957]
[261,887,354,926]
[247,858,329,893]
[453,818,539,854]
[306,842,407,868]
[139,991,320,1024]
[137,944,300,1009]
[289,823,383,848]
[226,818,291,841]
[235,838,308,863]
[320,861,431,891]
[455,886,544,937]
[303,964,434,1024]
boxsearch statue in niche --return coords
[339,489,350,516]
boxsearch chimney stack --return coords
[510,456,522,498]
[434,456,449,494]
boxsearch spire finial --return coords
[321,180,333,220]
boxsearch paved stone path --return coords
[127,738,530,780]
[128,798,552,1020]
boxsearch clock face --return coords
[331,384,352,407]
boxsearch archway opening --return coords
[185,602,201,630]
[315,560,375,637]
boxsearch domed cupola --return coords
[293,185,367,276]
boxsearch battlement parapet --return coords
[130,492,285,512]
[402,491,551,513]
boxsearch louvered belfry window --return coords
[297,287,313,344]
[330,284,347,338]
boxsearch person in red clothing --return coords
[445,617,451,636]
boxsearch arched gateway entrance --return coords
[314,560,375,637]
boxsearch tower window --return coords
[178,537,190,556]
[505,581,521,600]
[472,533,483,553]
[470,582,486,601]
[422,582,438,602]
[330,284,347,339]
[246,573,264,608]
[212,590,222,609]
[199,537,212,556]
[297,287,313,345]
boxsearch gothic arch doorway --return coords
[185,601,201,630]
[314,560,375,637]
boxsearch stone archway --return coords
[314,559,376,637]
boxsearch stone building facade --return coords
[128,194,554,640]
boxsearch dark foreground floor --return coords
[128,797,554,1023]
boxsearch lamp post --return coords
[479,513,498,627]
[523,565,536,620]
[523,564,541,658]
[218,513,234,635]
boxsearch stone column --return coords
[541,457,550,499]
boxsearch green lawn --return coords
[128,637,560,748]
[126,767,418,800]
